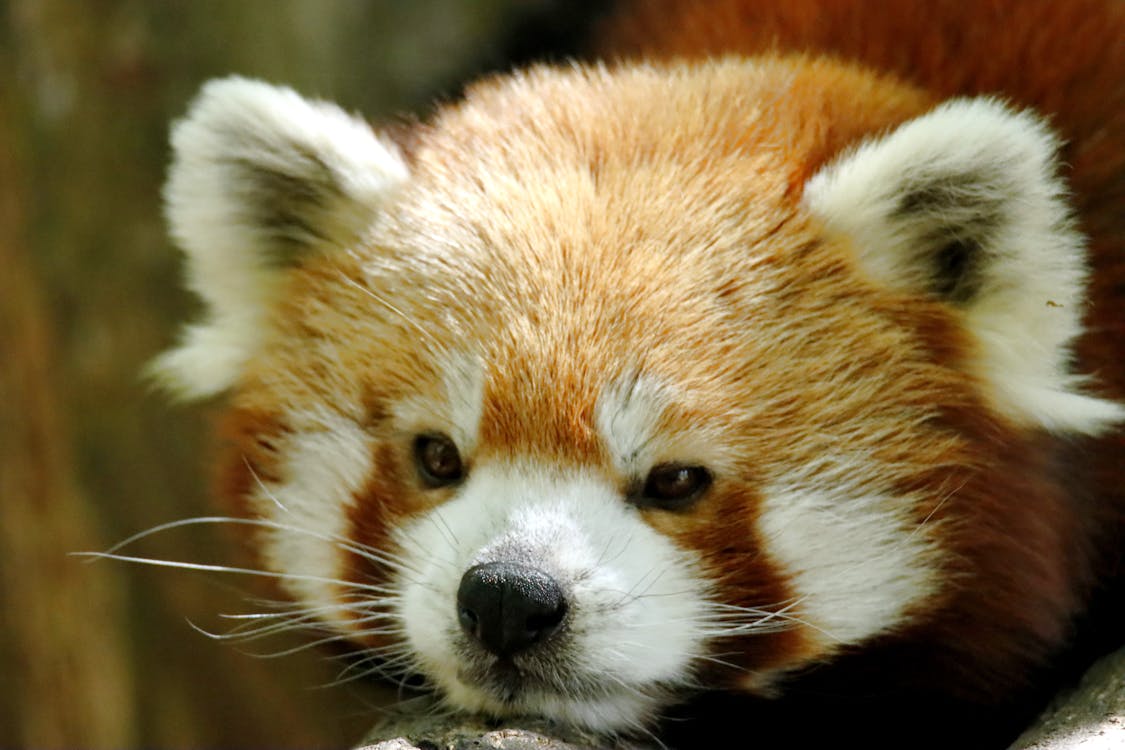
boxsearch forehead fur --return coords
[381,58,934,330]
[383,58,933,290]
[413,57,932,198]
[242,58,965,471]
[365,60,946,451]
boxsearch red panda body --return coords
[156,1,1124,747]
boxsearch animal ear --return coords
[151,76,409,400]
[803,97,1123,434]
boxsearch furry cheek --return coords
[756,480,945,652]
[238,408,379,630]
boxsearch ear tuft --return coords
[153,76,409,400]
[803,97,1123,434]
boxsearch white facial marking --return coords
[392,351,485,452]
[758,472,942,648]
[595,374,738,478]
[596,374,674,477]
[253,408,373,622]
[394,460,713,732]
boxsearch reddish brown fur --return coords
[343,443,412,645]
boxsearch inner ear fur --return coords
[152,76,410,400]
[802,97,1123,434]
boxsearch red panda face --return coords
[157,60,1122,734]
[221,202,959,729]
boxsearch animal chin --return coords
[450,659,665,733]
[458,658,548,707]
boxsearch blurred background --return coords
[0,2,605,747]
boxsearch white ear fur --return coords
[803,97,1123,434]
[152,76,409,400]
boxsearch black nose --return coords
[457,561,567,658]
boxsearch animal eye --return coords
[414,433,465,487]
[639,463,712,509]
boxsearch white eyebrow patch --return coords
[595,374,735,477]
[391,351,485,452]
[595,374,675,476]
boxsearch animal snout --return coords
[457,561,567,658]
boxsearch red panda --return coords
[152,1,1125,747]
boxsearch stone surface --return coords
[357,648,1125,750]
[354,698,623,750]
[1010,647,1125,750]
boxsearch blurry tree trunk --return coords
[0,91,135,749]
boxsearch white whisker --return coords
[87,515,418,578]
[74,550,395,596]
[339,272,440,348]
[246,456,288,512]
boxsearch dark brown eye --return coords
[414,433,464,486]
[639,464,712,509]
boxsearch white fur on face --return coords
[250,408,374,623]
[803,97,1124,434]
[757,474,942,650]
[391,351,486,455]
[596,374,941,659]
[595,374,740,479]
[596,375,683,477]
[393,460,714,733]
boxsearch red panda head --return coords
[155,60,1122,733]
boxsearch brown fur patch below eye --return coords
[715,583,812,682]
[702,553,814,687]
[644,484,815,682]
[338,441,416,646]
